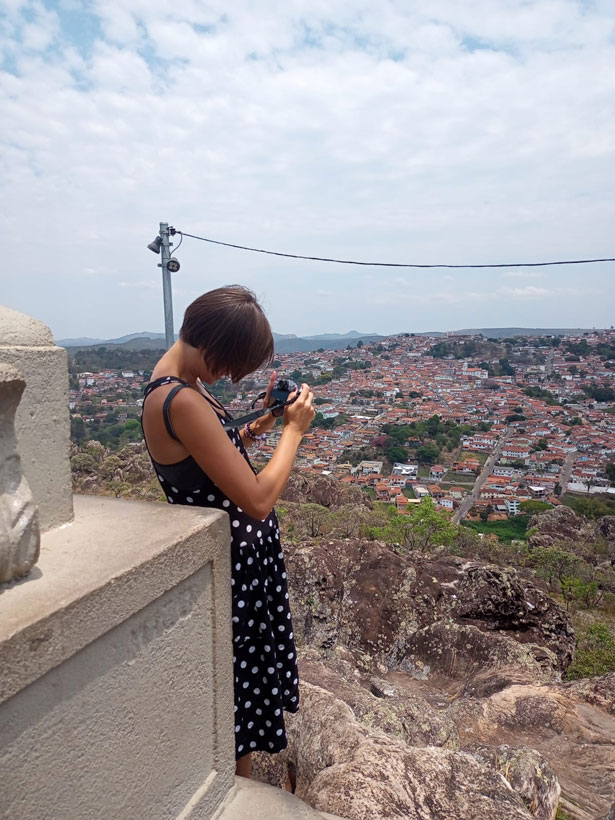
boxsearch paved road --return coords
[559,448,577,493]
[452,427,512,524]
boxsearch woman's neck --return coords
[153,341,216,385]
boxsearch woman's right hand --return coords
[283,383,315,434]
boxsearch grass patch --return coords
[462,515,530,544]
[403,486,416,499]
[565,619,615,679]
[444,472,477,483]
[460,449,488,465]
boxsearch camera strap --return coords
[222,407,268,431]
[222,397,297,431]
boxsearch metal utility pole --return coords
[147,221,181,350]
[159,222,174,350]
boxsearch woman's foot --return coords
[283,763,297,793]
[235,752,252,778]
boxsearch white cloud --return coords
[0,0,613,337]
[500,271,546,280]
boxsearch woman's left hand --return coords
[263,370,276,411]
[251,370,278,436]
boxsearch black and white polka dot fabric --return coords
[141,376,299,759]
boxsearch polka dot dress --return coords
[142,376,299,759]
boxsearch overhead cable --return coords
[172,229,614,269]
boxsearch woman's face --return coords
[200,350,227,384]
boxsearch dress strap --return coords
[196,381,233,420]
[142,376,233,440]
[143,376,190,400]
[162,384,190,441]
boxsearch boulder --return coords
[527,505,589,547]
[597,516,615,543]
[450,683,615,820]
[280,682,535,820]
[469,744,560,820]
[445,560,575,670]
[285,539,419,665]
[284,539,574,673]
[298,650,460,750]
[397,621,560,694]
[281,472,370,510]
[560,672,615,715]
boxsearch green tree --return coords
[71,416,87,444]
[530,546,581,590]
[415,442,440,465]
[404,498,458,552]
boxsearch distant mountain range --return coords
[450,327,601,338]
[57,330,391,353]
[58,326,601,354]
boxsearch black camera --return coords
[252,377,299,417]
[224,377,300,431]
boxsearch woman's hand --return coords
[263,369,276,410]
[283,383,315,434]
[250,370,277,437]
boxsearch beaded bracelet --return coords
[244,422,266,442]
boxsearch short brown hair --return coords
[180,285,274,382]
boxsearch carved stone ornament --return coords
[0,363,40,583]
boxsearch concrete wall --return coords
[0,495,235,820]
[0,305,73,531]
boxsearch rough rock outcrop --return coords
[469,744,560,820]
[598,516,615,543]
[298,648,460,750]
[281,472,370,509]
[527,504,610,548]
[278,682,536,820]
[274,536,614,819]
[415,557,575,669]
[449,683,615,820]
[561,672,615,715]
[286,538,420,662]
[399,621,560,694]
[284,538,574,675]
[528,505,588,547]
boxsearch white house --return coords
[392,462,418,479]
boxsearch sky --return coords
[1,0,614,340]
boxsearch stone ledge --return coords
[214,777,344,820]
[0,493,230,702]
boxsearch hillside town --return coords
[69,329,615,522]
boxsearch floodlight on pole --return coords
[146,222,175,350]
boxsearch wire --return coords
[174,230,614,269]
[171,232,183,254]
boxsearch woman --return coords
[141,285,315,779]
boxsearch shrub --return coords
[565,621,615,679]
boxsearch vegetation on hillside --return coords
[562,493,615,519]
[71,441,615,679]
[339,415,491,472]
[69,346,164,374]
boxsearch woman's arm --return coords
[169,384,314,520]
